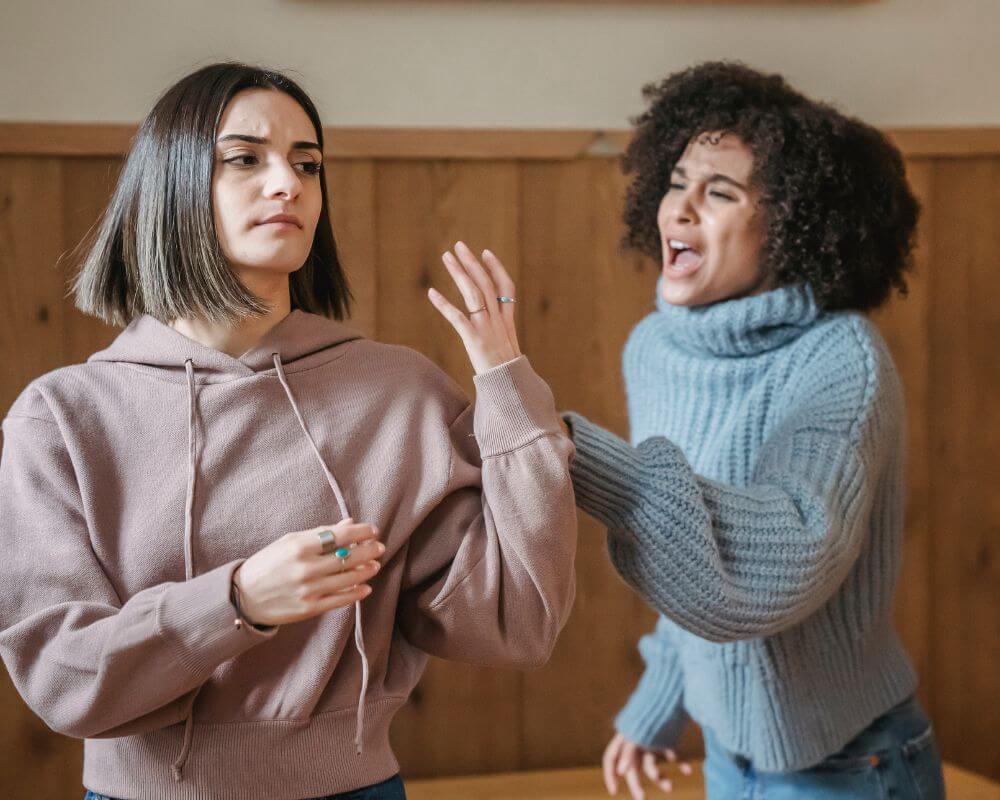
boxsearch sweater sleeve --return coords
[397,355,577,668]
[563,340,900,642]
[615,616,689,749]
[0,400,276,740]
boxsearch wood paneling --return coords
[1,132,998,794]
[4,123,1000,160]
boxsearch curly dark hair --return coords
[622,61,920,312]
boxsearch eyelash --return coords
[668,182,735,201]
[223,154,322,175]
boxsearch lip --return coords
[257,214,302,229]
[663,235,705,269]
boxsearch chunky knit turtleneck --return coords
[564,280,917,771]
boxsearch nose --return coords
[662,187,698,226]
[263,158,303,201]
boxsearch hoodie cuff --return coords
[157,560,278,679]
[472,355,563,458]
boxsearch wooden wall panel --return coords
[923,158,1000,780]
[371,160,526,777]
[0,140,998,794]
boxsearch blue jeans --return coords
[85,772,406,800]
[703,695,944,799]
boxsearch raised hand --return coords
[427,241,521,375]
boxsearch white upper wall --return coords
[0,0,992,128]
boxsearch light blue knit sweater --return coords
[564,280,918,772]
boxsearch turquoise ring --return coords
[497,296,516,304]
[335,546,351,568]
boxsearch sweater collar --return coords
[654,278,821,357]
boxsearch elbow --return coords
[499,605,568,670]
[501,636,557,670]
[44,709,102,740]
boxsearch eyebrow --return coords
[672,165,747,191]
[216,134,321,152]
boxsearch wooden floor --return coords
[407,763,1000,799]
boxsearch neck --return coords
[170,271,291,358]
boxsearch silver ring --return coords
[497,296,516,304]
[318,530,337,555]
[469,305,488,314]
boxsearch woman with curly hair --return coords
[559,62,945,799]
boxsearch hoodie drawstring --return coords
[172,359,203,781]
[272,354,370,757]
[170,355,371,782]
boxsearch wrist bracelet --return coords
[230,578,262,631]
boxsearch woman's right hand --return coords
[232,518,384,627]
[602,732,692,799]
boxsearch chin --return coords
[660,276,713,308]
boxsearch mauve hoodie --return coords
[0,309,577,799]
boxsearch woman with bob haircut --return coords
[557,62,946,798]
[0,62,577,799]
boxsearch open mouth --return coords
[666,239,704,274]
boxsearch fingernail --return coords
[483,249,493,258]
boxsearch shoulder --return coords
[783,313,903,436]
[344,339,469,423]
[4,364,95,428]
[623,310,664,367]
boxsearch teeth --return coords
[669,239,691,251]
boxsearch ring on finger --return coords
[469,305,488,314]
[333,546,352,570]
[318,529,338,555]
[497,296,516,304]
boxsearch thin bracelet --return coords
[230,578,269,631]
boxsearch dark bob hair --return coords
[622,61,920,312]
[72,62,351,327]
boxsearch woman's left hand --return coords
[428,241,521,375]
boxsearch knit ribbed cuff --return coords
[472,355,563,458]
[615,652,688,749]
[157,560,278,679]
[562,411,645,531]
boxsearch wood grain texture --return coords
[406,763,1000,800]
[4,123,1000,159]
[405,763,1000,800]
[0,143,997,794]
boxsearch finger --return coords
[303,522,377,555]
[678,761,693,776]
[454,241,500,318]
[664,748,676,763]
[602,738,621,796]
[616,741,636,776]
[309,539,385,575]
[441,250,486,314]
[427,287,477,342]
[313,583,372,613]
[641,752,659,783]
[307,560,382,597]
[623,767,644,800]
[481,249,520,355]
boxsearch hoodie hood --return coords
[88,310,364,383]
